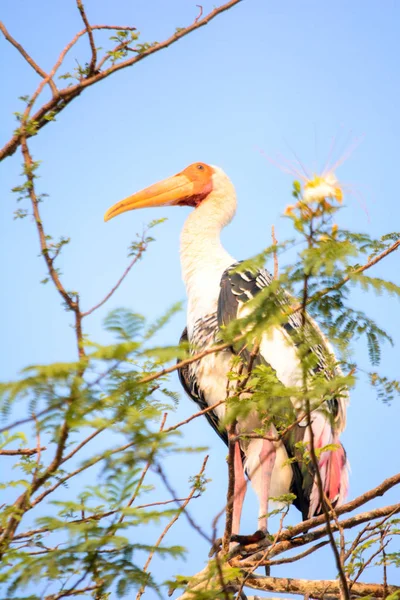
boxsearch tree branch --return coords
[136,455,209,600]
[75,0,97,75]
[0,21,57,96]
[0,446,46,456]
[244,574,399,599]
[20,138,85,359]
[81,238,148,317]
[236,502,400,568]
[0,0,243,162]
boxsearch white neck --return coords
[179,169,237,331]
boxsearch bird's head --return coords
[104,162,237,226]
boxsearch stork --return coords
[105,162,349,538]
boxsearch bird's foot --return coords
[230,527,269,545]
[231,528,272,576]
[208,529,272,559]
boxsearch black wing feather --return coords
[177,328,228,447]
[217,264,334,518]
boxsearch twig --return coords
[195,5,204,22]
[290,238,400,317]
[271,225,278,279]
[0,406,53,435]
[237,509,289,598]
[156,462,212,544]
[20,138,85,359]
[0,447,46,456]
[139,338,239,385]
[45,584,98,599]
[75,0,97,74]
[118,412,167,525]
[381,530,389,600]
[166,399,226,433]
[31,437,146,507]
[0,21,57,96]
[60,428,104,464]
[82,240,147,317]
[267,540,329,566]
[0,0,243,162]
[11,494,201,541]
[135,455,208,600]
[350,536,390,588]
[0,419,70,557]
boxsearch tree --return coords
[0,2,399,599]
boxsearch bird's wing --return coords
[177,327,228,447]
[218,263,349,518]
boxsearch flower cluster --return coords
[285,172,344,223]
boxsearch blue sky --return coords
[1,0,400,595]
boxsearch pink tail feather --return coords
[308,414,349,518]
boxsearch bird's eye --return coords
[196,164,205,171]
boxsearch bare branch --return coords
[156,461,213,544]
[0,21,57,96]
[119,412,168,525]
[0,0,243,162]
[0,406,52,435]
[136,455,209,600]
[45,583,98,600]
[244,574,399,599]
[0,446,46,456]
[75,1,97,74]
[268,540,329,566]
[20,138,85,359]
[195,5,204,23]
[164,399,226,433]
[82,239,148,317]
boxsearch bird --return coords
[104,162,349,539]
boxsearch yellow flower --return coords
[303,173,343,204]
[284,204,296,216]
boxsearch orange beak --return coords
[104,173,195,222]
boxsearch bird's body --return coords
[105,162,349,536]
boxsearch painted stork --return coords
[104,162,349,538]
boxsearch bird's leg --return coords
[257,437,276,533]
[232,439,247,536]
[209,438,247,557]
